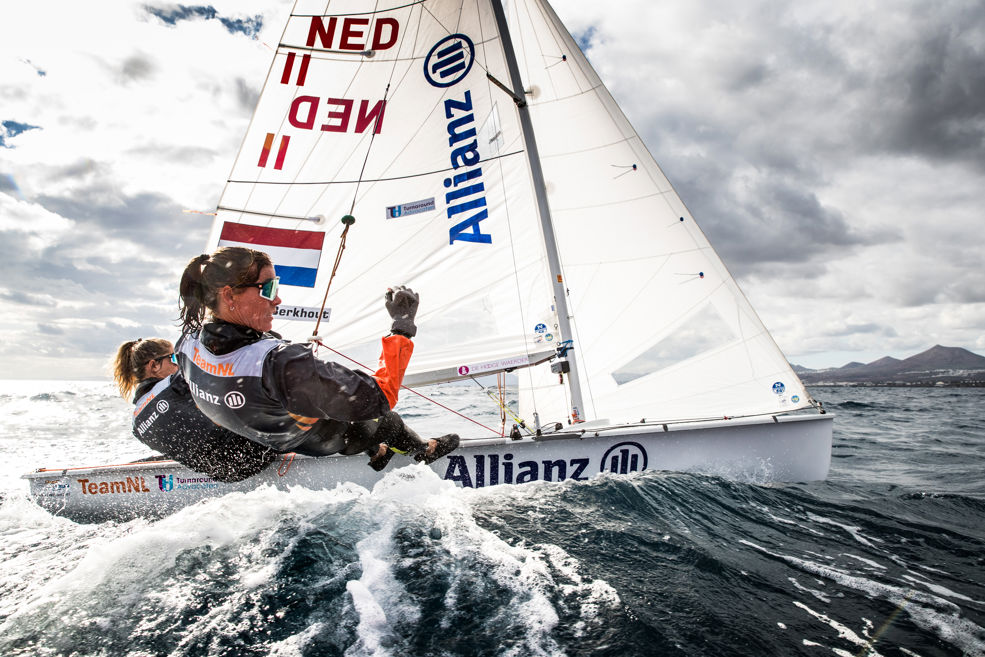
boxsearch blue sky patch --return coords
[1,121,41,148]
[145,4,263,38]
[573,26,597,53]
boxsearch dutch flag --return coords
[218,222,324,287]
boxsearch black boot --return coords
[366,412,460,470]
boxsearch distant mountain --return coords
[796,345,985,386]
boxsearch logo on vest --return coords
[224,391,246,409]
[155,400,170,414]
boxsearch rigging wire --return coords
[468,373,529,435]
[311,82,390,337]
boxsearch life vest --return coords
[175,333,311,452]
[131,372,276,481]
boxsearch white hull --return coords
[24,414,832,523]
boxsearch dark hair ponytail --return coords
[178,247,272,332]
[112,338,172,399]
[178,254,212,332]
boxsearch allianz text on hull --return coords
[25,414,831,523]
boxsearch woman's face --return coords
[146,343,178,379]
[225,264,281,332]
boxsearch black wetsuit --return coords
[176,321,421,458]
[132,371,276,482]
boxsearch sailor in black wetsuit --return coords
[176,247,458,470]
[113,338,276,482]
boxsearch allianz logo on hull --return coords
[441,442,648,488]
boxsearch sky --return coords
[1,0,983,380]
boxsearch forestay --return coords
[207,0,814,432]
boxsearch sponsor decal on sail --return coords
[456,355,531,377]
[386,197,435,219]
[218,222,324,287]
[423,34,492,245]
[275,305,332,322]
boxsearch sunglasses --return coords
[152,353,176,364]
[236,276,280,301]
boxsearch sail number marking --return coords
[305,16,399,53]
[257,15,400,169]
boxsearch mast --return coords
[489,0,586,422]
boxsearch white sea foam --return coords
[742,538,985,656]
[902,574,978,604]
[788,576,832,603]
[841,553,886,570]
[807,512,882,548]
[794,600,883,656]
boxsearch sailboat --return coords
[24,0,832,522]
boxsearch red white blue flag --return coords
[218,223,324,287]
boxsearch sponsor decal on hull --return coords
[441,442,648,488]
[77,476,151,495]
[156,474,220,492]
[35,480,70,500]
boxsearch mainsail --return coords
[207,0,814,432]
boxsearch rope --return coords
[277,452,296,476]
[313,222,351,335]
[471,374,529,434]
[310,338,503,436]
[498,372,506,434]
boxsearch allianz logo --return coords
[224,391,246,409]
[423,33,475,88]
[441,442,648,488]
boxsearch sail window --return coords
[612,304,736,384]
[479,104,504,155]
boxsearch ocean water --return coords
[0,381,983,657]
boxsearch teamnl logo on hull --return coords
[423,33,492,245]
